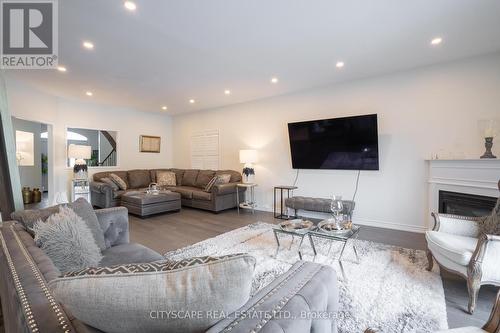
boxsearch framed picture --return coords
[139,135,161,153]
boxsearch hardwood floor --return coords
[129,207,499,330]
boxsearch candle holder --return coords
[480,137,497,159]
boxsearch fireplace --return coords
[438,190,496,217]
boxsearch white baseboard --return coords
[252,205,427,234]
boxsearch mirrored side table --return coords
[236,183,257,214]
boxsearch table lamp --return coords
[68,144,92,179]
[239,149,257,183]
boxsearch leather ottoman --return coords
[121,191,181,217]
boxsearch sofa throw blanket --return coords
[478,197,500,236]
[33,206,103,274]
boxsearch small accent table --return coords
[71,179,91,202]
[236,183,257,214]
[273,185,298,219]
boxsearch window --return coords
[190,130,219,170]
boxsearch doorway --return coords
[11,117,51,209]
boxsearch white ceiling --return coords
[5,0,500,114]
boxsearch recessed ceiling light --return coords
[57,66,67,72]
[85,91,93,96]
[124,1,136,11]
[431,37,443,46]
[224,89,231,95]
[270,77,278,84]
[336,61,345,68]
[83,41,94,49]
[161,106,167,110]
[189,99,195,104]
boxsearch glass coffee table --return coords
[272,220,361,280]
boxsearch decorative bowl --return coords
[279,219,314,233]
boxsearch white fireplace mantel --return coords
[427,159,500,228]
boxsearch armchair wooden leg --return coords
[426,249,433,271]
[466,271,481,314]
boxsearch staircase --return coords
[99,131,117,166]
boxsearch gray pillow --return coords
[11,198,107,251]
[110,173,128,190]
[33,206,103,274]
[49,254,256,333]
[479,197,500,236]
[101,177,119,190]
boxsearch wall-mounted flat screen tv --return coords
[287,114,379,170]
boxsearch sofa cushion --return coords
[193,190,212,201]
[11,198,107,251]
[127,170,151,189]
[171,186,195,199]
[170,168,185,185]
[426,231,477,266]
[156,171,176,187]
[110,173,128,190]
[182,169,199,187]
[49,254,256,333]
[93,171,128,186]
[195,170,216,189]
[99,243,164,267]
[33,206,103,274]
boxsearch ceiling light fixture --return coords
[189,99,195,104]
[431,37,443,46]
[224,89,231,95]
[270,77,278,84]
[85,91,93,96]
[336,61,345,68]
[83,41,94,49]
[161,106,167,110]
[57,66,67,72]
[124,1,137,11]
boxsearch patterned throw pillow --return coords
[32,206,103,274]
[64,253,245,277]
[156,171,176,187]
[109,173,127,190]
[478,197,500,236]
[204,174,231,192]
[101,177,119,190]
[49,253,256,333]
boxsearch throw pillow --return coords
[218,173,232,184]
[101,177,119,190]
[156,171,176,187]
[110,173,127,190]
[10,198,107,251]
[49,254,256,333]
[478,197,500,235]
[33,206,103,274]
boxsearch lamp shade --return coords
[68,144,91,159]
[239,149,258,164]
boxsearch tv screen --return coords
[287,114,379,170]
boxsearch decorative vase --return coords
[480,137,497,159]
[32,188,42,203]
[22,187,32,204]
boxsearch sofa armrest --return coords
[90,181,113,194]
[206,261,338,333]
[212,182,246,196]
[95,207,129,248]
[431,212,481,237]
[470,233,500,283]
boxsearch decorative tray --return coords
[317,219,352,236]
[279,219,314,233]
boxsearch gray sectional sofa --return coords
[90,168,246,212]
[0,204,340,332]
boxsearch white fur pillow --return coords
[33,206,103,274]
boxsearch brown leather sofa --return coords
[90,168,245,212]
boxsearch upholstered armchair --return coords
[425,212,500,314]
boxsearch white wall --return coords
[173,53,500,232]
[5,79,174,203]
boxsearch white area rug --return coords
[165,222,448,332]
